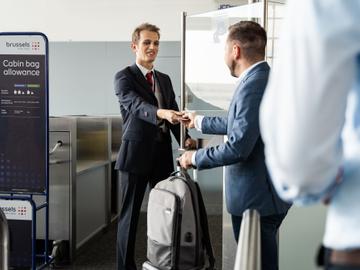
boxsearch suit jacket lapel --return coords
[154,70,170,108]
[228,62,270,129]
[129,64,157,103]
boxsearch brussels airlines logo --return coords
[1,206,28,216]
[6,41,30,48]
[17,206,28,216]
[0,200,32,220]
[5,41,40,51]
[1,206,16,213]
[32,41,40,51]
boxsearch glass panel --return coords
[184,1,285,111]
[267,1,286,66]
[185,3,264,111]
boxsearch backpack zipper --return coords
[174,177,201,267]
[155,188,182,270]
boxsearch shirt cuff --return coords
[194,115,204,131]
[191,151,197,166]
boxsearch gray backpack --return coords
[143,170,215,270]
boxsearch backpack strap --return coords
[194,182,216,270]
[169,169,192,182]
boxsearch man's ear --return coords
[131,42,137,53]
[233,44,241,60]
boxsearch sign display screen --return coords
[0,33,48,193]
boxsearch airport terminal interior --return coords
[0,0,331,270]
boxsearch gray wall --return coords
[280,205,327,270]
[48,41,181,116]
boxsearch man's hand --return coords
[180,111,196,129]
[177,151,195,169]
[157,109,184,124]
[184,138,197,150]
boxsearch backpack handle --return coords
[169,169,192,182]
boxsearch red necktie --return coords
[145,71,154,92]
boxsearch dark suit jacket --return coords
[114,64,180,174]
[195,62,290,216]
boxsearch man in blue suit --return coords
[178,21,290,270]
[114,23,195,270]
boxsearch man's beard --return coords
[230,60,237,78]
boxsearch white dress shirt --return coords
[260,0,360,249]
[136,63,154,81]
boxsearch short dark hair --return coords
[228,21,267,61]
[132,23,160,43]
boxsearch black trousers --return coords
[116,141,174,270]
[231,213,287,270]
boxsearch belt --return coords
[330,249,360,266]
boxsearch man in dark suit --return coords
[114,23,195,270]
[178,21,291,270]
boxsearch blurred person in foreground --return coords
[260,1,360,269]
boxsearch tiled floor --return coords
[41,214,222,270]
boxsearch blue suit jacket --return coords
[114,64,181,174]
[195,62,290,216]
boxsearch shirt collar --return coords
[136,63,155,77]
[237,60,266,83]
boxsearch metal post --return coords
[0,207,9,270]
[247,0,268,29]
[263,0,268,31]
[180,11,187,150]
[248,0,258,22]
[31,198,37,270]
[234,209,261,270]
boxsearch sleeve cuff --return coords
[191,151,197,166]
[195,115,204,131]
